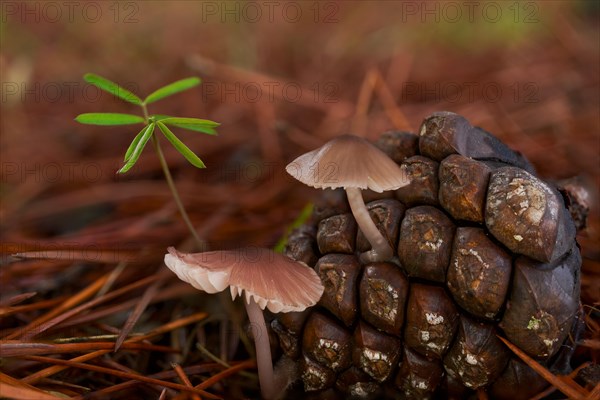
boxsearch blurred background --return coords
[1,0,598,398]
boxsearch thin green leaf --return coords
[75,113,145,126]
[157,122,206,168]
[273,203,314,253]
[84,73,142,105]
[143,77,201,105]
[161,117,220,135]
[118,123,155,174]
[124,124,153,162]
[149,114,173,122]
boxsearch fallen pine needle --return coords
[114,277,163,351]
[78,362,239,398]
[0,340,177,357]
[196,359,256,390]
[24,355,221,399]
[0,384,64,400]
[172,362,202,400]
[5,272,112,340]
[0,372,64,400]
[529,362,591,400]
[498,335,588,400]
[22,312,208,384]
[21,275,159,340]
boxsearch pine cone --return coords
[275,112,583,399]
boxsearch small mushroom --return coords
[286,135,410,263]
[164,247,324,399]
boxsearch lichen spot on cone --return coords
[485,167,576,263]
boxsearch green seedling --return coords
[76,73,219,248]
[76,73,219,173]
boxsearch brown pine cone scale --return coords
[277,112,582,399]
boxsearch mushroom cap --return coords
[285,134,410,193]
[164,247,324,313]
[165,247,232,294]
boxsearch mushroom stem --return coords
[244,297,275,400]
[345,187,394,263]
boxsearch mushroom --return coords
[164,246,324,399]
[286,134,410,263]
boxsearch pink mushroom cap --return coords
[164,247,324,313]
